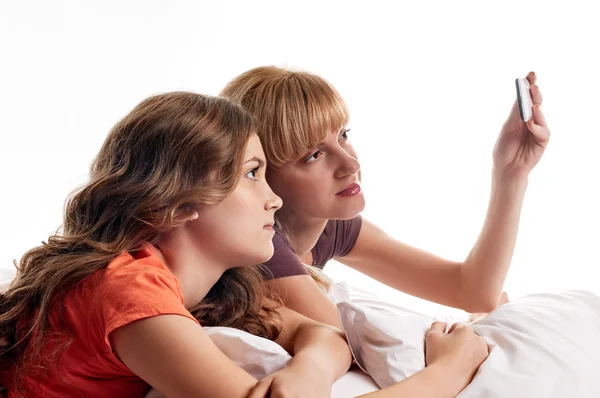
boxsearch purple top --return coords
[262,216,363,279]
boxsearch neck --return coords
[279,211,329,257]
[155,231,227,310]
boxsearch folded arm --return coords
[110,303,351,398]
[110,314,258,398]
[272,301,352,384]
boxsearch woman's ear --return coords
[188,210,199,222]
[175,205,199,224]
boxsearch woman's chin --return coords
[249,246,275,265]
[329,196,366,220]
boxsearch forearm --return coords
[289,323,352,384]
[461,168,528,311]
[358,365,470,398]
[357,362,470,398]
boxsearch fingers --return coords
[448,322,467,334]
[447,324,490,356]
[526,71,537,86]
[248,377,273,398]
[448,323,458,333]
[526,123,550,145]
[530,84,543,106]
[522,73,550,144]
[425,322,446,364]
[526,71,543,110]
[533,104,547,127]
[523,74,550,144]
[527,104,551,145]
[427,321,447,338]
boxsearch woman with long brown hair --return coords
[0,92,359,397]
[1,90,489,398]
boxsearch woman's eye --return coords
[305,150,323,163]
[339,128,351,141]
[246,167,259,180]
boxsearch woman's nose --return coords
[265,186,283,211]
[335,150,361,178]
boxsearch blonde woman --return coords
[222,66,548,328]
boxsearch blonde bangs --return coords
[222,66,349,168]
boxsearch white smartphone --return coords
[515,77,533,122]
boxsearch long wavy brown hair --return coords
[0,92,281,395]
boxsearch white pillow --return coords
[203,327,292,378]
[460,290,600,398]
[337,300,432,388]
[330,280,467,323]
[337,289,600,397]
[332,280,465,389]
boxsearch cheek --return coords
[190,210,229,239]
[266,172,287,198]
[286,178,334,213]
[268,167,334,212]
[192,206,252,252]
[283,174,315,194]
[219,189,266,232]
[194,198,243,238]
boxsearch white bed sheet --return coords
[332,367,379,397]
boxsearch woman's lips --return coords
[336,182,362,197]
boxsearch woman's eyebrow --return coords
[244,156,265,167]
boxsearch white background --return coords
[1,0,598,317]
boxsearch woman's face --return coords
[267,127,365,222]
[190,134,282,267]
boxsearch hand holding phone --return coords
[515,77,533,122]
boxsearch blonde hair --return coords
[221,66,349,168]
[305,266,333,292]
[222,66,348,291]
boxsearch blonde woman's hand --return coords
[493,71,550,180]
[248,362,331,398]
[425,321,489,389]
